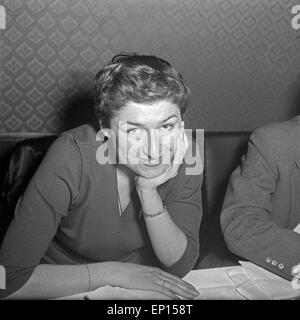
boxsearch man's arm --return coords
[221,128,300,280]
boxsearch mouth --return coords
[144,163,161,168]
[143,157,163,167]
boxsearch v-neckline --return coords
[113,165,136,217]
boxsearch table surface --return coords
[56,261,300,300]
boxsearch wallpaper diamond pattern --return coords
[1,0,300,133]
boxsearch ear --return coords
[96,129,107,142]
[101,128,111,139]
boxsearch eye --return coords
[160,123,174,131]
[127,127,144,135]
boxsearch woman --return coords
[0,53,203,299]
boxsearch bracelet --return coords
[139,201,167,219]
[85,264,92,292]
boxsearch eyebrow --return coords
[125,115,178,127]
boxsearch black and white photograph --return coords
[1,0,300,306]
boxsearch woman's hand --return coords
[104,262,199,300]
[136,127,189,192]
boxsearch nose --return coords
[144,129,160,161]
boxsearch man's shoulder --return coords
[252,116,300,145]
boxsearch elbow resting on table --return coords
[162,240,200,278]
[220,208,247,256]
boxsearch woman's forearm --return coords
[6,262,116,299]
[144,210,188,267]
[138,189,188,267]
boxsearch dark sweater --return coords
[0,124,203,298]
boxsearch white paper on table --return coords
[239,261,300,300]
[294,223,300,234]
[183,262,300,300]
[194,285,245,300]
[183,266,269,300]
[183,266,249,300]
[183,266,242,289]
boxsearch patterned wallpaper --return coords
[1,0,300,134]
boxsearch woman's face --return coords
[107,100,183,179]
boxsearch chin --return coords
[131,164,168,179]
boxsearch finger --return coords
[172,137,184,167]
[183,130,189,155]
[173,132,183,164]
[162,271,199,295]
[151,169,173,186]
[150,268,196,299]
[161,279,199,299]
[159,163,176,181]
[173,129,186,165]
[181,128,189,160]
[163,164,180,182]
[157,290,181,300]
[161,271,198,293]
[150,278,181,300]
[169,165,180,180]
[161,279,198,300]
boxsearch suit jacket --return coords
[221,116,300,280]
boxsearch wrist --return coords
[88,261,121,289]
[137,187,160,203]
[136,184,157,194]
[136,184,158,200]
[140,201,166,219]
[138,190,165,217]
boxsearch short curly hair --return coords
[94,53,191,127]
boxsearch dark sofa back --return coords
[196,132,251,268]
[0,135,57,243]
[0,132,252,268]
